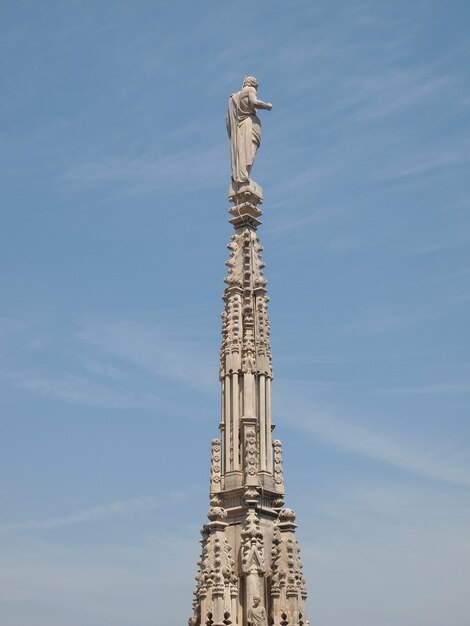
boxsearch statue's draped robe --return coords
[226,90,261,183]
[247,605,267,626]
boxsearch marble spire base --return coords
[228,179,263,228]
[228,179,263,204]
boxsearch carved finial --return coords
[207,507,227,522]
[243,487,259,503]
[279,508,296,523]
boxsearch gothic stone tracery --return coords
[189,79,308,626]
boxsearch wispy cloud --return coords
[378,383,470,395]
[1,497,160,532]
[0,317,27,347]
[343,311,412,335]
[78,318,216,393]
[292,410,470,488]
[0,315,217,409]
[66,145,225,192]
[371,144,470,181]
[411,211,470,254]
[3,369,160,409]
[278,376,470,488]
[266,205,345,237]
[341,68,451,123]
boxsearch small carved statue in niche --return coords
[247,596,267,626]
[227,76,272,185]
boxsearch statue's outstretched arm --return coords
[255,99,272,110]
[247,86,272,111]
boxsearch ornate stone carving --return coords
[285,534,306,598]
[273,440,285,495]
[192,508,237,626]
[220,227,272,378]
[244,426,258,482]
[210,439,222,495]
[241,508,266,574]
[190,80,308,626]
[252,239,267,290]
[243,487,260,503]
[225,237,244,288]
[278,508,295,523]
[242,325,256,373]
[255,294,272,376]
[270,510,307,626]
[247,596,268,626]
[208,506,227,522]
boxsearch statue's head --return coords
[243,75,258,89]
[253,596,260,606]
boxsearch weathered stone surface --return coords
[188,79,308,626]
[226,76,272,186]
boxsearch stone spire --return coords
[188,81,308,626]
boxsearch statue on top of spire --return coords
[226,76,272,185]
[186,79,309,626]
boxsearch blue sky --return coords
[1,1,469,625]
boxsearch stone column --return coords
[224,375,231,472]
[232,372,240,471]
[266,377,273,471]
[259,374,267,471]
